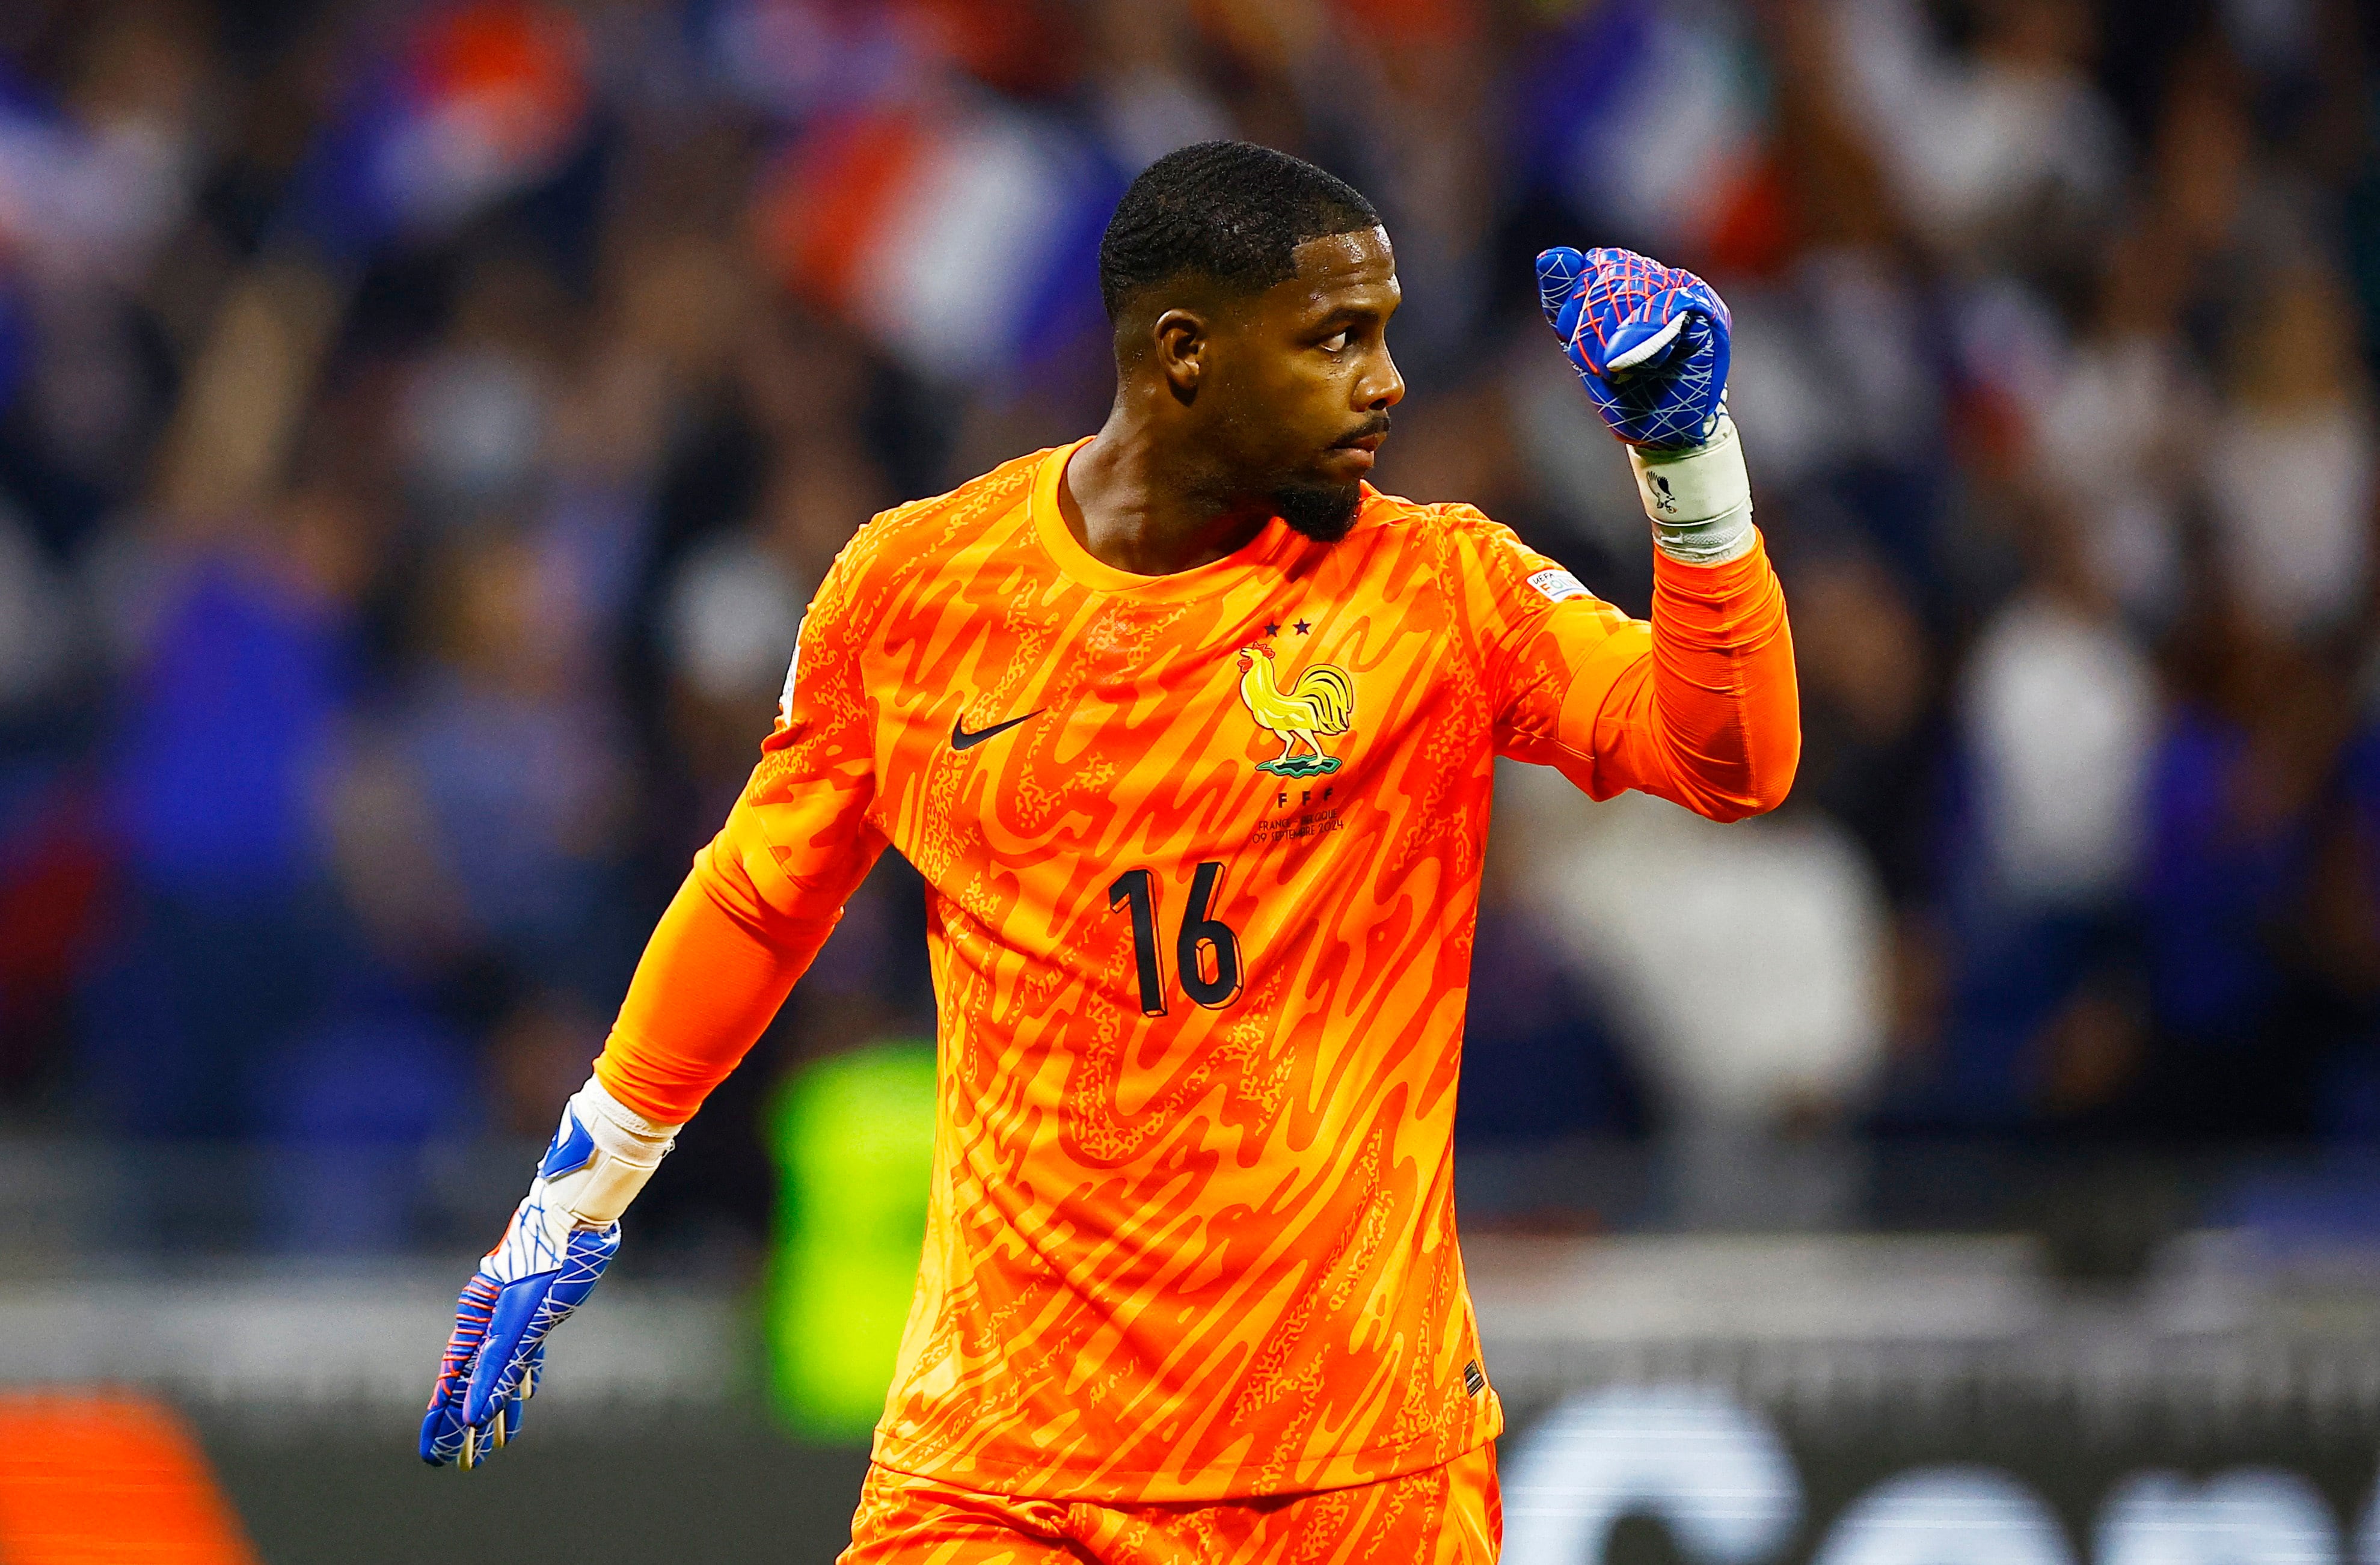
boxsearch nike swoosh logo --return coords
[950,708,1045,752]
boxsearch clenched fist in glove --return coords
[1536,245,1753,565]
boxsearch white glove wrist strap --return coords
[1629,411,1756,565]
[574,1076,681,1153]
[548,1076,679,1228]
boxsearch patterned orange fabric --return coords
[595,438,1797,1502]
[838,1441,1500,1564]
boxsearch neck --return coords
[1059,395,1272,577]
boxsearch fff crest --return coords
[1234,643,1354,780]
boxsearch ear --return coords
[1153,307,1207,402]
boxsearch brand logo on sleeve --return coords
[1527,568,1592,604]
[1235,643,1353,779]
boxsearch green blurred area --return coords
[761,1041,939,1441]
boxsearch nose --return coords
[1359,344,1404,412]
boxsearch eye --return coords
[1319,328,1350,352]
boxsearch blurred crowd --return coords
[0,0,2375,1250]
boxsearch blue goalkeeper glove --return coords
[1535,245,1732,451]
[420,1077,676,1469]
[1536,245,1754,564]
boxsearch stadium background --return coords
[0,0,2376,1558]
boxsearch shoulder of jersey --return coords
[830,447,1050,588]
[1348,488,1505,551]
[1355,489,1494,530]
[1352,489,1568,593]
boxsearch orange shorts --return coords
[838,1443,1501,1564]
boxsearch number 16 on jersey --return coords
[1108,863,1244,1016]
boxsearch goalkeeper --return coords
[422,142,1794,1560]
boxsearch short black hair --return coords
[1097,141,1381,322]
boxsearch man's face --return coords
[1198,227,1405,541]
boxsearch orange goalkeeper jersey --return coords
[595,438,1797,1502]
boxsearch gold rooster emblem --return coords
[1236,643,1354,778]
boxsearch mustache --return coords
[1333,414,1393,446]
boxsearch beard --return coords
[1271,477,1364,543]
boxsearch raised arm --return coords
[1551,538,1796,822]
[1473,245,1797,821]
